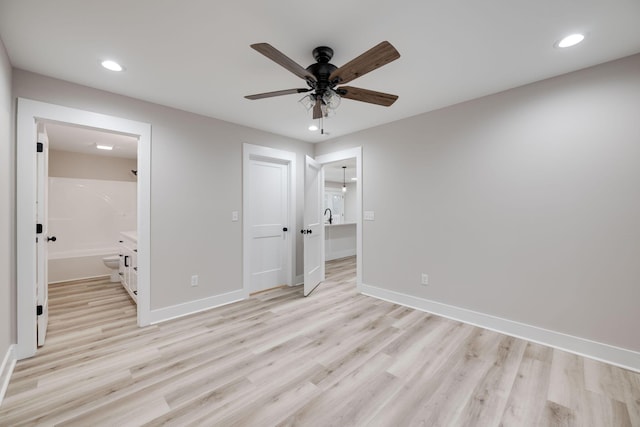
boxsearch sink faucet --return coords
[324,208,333,224]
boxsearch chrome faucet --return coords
[324,208,333,224]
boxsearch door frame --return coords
[16,98,152,359]
[315,147,362,291]
[242,143,296,298]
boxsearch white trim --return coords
[294,274,304,286]
[0,345,16,406]
[315,147,363,292]
[16,98,152,359]
[242,143,297,298]
[149,290,244,324]
[361,283,640,373]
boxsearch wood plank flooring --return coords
[1,256,639,426]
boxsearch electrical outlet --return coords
[191,275,199,287]
[421,273,429,286]
[231,211,239,222]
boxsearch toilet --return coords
[103,255,121,282]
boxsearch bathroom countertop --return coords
[120,231,137,242]
[325,222,356,227]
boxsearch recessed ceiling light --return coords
[100,60,124,72]
[96,144,114,151]
[557,33,585,48]
[308,125,319,131]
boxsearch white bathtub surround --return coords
[47,177,136,282]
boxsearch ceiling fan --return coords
[245,41,401,120]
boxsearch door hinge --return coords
[37,305,43,316]
[36,223,43,234]
[37,142,43,153]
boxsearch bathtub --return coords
[48,247,119,284]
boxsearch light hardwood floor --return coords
[1,256,639,426]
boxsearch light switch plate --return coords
[232,211,239,222]
[364,211,375,221]
[421,273,429,286]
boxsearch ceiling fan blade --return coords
[338,86,399,106]
[245,88,311,100]
[329,41,400,84]
[251,43,317,82]
[313,100,323,119]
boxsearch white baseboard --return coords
[0,344,17,406]
[361,283,640,373]
[294,274,304,286]
[149,290,244,324]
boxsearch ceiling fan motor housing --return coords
[307,46,339,97]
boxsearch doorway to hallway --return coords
[314,146,362,295]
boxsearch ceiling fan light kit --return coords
[246,41,400,133]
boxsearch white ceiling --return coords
[46,122,138,159]
[1,1,639,143]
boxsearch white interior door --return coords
[248,158,290,293]
[36,125,50,346]
[303,155,324,296]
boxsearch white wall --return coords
[12,69,313,311]
[0,38,14,361]
[315,54,640,353]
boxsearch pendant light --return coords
[342,166,347,193]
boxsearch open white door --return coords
[36,125,50,346]
[303,155,324,296]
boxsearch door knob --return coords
[283,227,288,232]
[47,236,57,242]
[307,229,312,234]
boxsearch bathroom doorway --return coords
[16,98,151,359]
[45,122,139,286]
[315,147,362,292]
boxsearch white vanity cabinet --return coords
[118,231,138,303]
